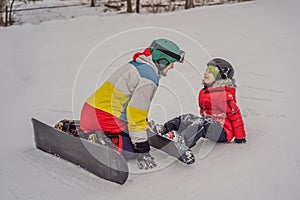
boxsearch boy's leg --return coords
[164,114,206,148]
[203,120,227,142]
[163,116,181,132]
[180,119,206,148]
[164,113,201,133]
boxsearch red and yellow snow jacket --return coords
[198,79,246,142]
[80,54,159,144]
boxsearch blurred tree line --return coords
[0,0,253,26]
[102,0,253,14]
[1,0,14,26]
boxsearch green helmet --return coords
[150,39,185,73]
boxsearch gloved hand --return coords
[137,153,157,170]
[234,138,247,144]
[134,141,157,170]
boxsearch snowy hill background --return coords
[1,0,300,199]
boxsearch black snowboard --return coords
[31,118,129,185]
[146,125,189,159]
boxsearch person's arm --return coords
[127,82,156,144]
[127,82,157,169]
[226,99,247,143]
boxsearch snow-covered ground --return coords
[1,0,300,199]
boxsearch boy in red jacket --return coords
[155,58,246,147]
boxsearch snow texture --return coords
[1,0,300,199]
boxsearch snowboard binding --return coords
[148,120,195,165]
[79,131,114,148]
[54,119,121,152]
[54,119,78,136]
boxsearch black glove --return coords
[234,138,247,144]
[137,153,157,170]
[134,141,157,170]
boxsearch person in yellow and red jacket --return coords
[152,58,246,155]
[80,39,185,170]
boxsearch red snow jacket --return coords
[198,79,246,142]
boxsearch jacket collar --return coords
[205,79,237,89]
[135,55,160,76]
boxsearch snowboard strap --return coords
[105,133,123,154]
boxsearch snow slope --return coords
[1,0,300,199]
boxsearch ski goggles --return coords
[207,65,220,78]
[151,43,185,63]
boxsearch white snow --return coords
[1,0,300,199]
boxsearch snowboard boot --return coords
[163,131,195,164]
[79,131,113,148]
[178,149,195,165]
[91,132,113,148]
[148,121,185,143]
[54,119,78,137]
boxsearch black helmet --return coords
[207,58,234,80]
